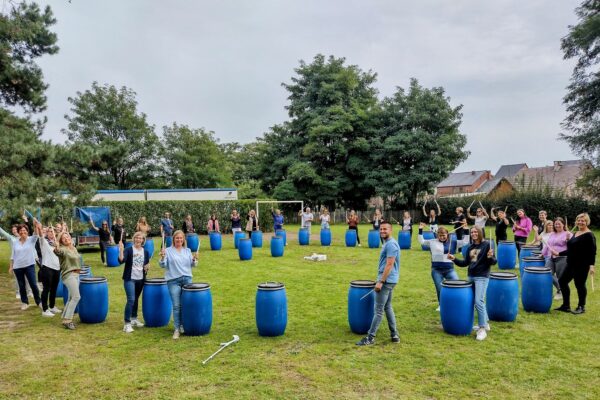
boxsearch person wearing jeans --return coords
[119,232,150,333]
[418,224,459,311]
[53,228,82,330]
[159,230,197,339]
[357,222,400,345]
[449,226,497,341]
[9,224,41,310]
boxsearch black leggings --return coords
[99,240,110,263]
[40,266,60,311]
[559,264,590,308]
[514,236,527,256]
[349,226,360,244]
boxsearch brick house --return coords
[436,170,492,197]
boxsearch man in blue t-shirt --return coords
[160,212,174,246]
[357,221,401,345]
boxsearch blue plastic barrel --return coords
[209,232,222,251]
[368,230,380,249]
[421,231,435,250]
[181,283,212,336]
[461,243,470,260]
[234,231,246,249]
[320,229,332,246]
[186,233,199,252]
[62,275,79,313]
[56,277,63,298]
[440,280,474,335]
[486,272,519,322]
[348,280,375,334]
[256,282,287,337]
[520,245,539,260]
[271,236,284,257]
[125,242,133,250]
[142,278,172,327]
[79,266,92,279]
[251,230,263,248]
[79,255,84,267]
[299,228,310,245]
[144,237,154,259]
[106,245,120,267]
[78,277,109,324]
[520,256,545,277]
[522,267,553,313]
[275,229,287,246]
[398,231,411,250]
[165,236,173,248]
[345,229,357,247]
[238,238,253,261]
[449,233,457,254]
[498,241,517,270]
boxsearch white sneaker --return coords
[42,310,55,317]
[476,328,487,341]
[179,326,185,334]
[131,319,144,328]
[49,307,62,313]
[172,330,180,340]
[436,306,440,312]
[123,323,134,333]
[554,292,563,300]
[20,303,29,310]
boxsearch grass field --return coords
[0,224,599,399]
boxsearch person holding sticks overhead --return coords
[319,207,330,230]
[448,226,497,341]
[118,231,150,333]
[207,213,220,233]
[346,210,361,246]
[467,202,489,238]
[356,221,400,345]
[418,222,458,312]
[271,207,284,232]
[52,226,81,330]
[90,217,113,266]
[422,197,441,236]
[33,219,61,317]
[541,217,571,301]
[10,222,42,311]
[159,230,197,339]
[555,213,596,314]
[490,207,509,242]
[365,209,384,244]
[112,217,127,245]
[451,207,468,243]
[160,212,174,248]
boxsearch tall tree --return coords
[561,0,600,196]
[256,54,379,209]
[368,79,468,208]
[63,82,162,189]
[0,2,58,113]
[162,123,232,188]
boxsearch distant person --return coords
[556,213,596,315]
[356,222,400,346]
[181,214,196,234]
[346,210,361,246]
[207,213,220,233]
[319,207,330,230]
[34,220,61,317]
[365,209,384,244]
[246,210,259,238]
[532,220,554,246]
[119,232,150,333]
[90,218,113,266]
[400,211,413,235]
[112,217,127,245]
[467,205,489,238]
[422,197,441,236]
[490,207,509,242]
[1,224,33,299]
[230,209,242,234]
[448,226,497,341]
[135,216,151,237]
[511,209,532,254]
[536,210,550,237]
[53,228,82,330]
[542,217,572,301]
[9,224,41,311]
[452,207,467,243]
[160,212,174,246]
[271,208,284,232]
[299,207,314,234]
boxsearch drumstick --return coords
[360,289,375,300]
[468,200,475,210]
[162,231,166,248]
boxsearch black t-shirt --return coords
[231,217,241,229]
[98,228,111,242]
[567,232,597,267]
[495,220,508,241]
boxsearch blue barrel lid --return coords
[521,245,541,250]
[81,277,107,284]
[524,266,551,274]
[239,238,251,242]
[490,272,517,280]
[271,236,283,240]
[258,282,284,290]
[441,279,472,288]
[350,280,376,288]
[186,233,198,236]
[145,278,167,285]
[522,256,545,262]
[183,283,210,291]
[498,240,515,244]
[275,229,286,232]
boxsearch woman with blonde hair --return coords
[135,217,151,237]
[53,228,82,330]
[246,209,259,238]
[119,231,150,333]
[346,210,361,246]
[556,213,596,314]
[159,230,197,339]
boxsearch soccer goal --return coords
[255,200,304,222]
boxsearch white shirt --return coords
[131,247,145,280]
[301,212,314,228]
[320,215,330,223]
[39,237,60,271]
[10,235,38,269]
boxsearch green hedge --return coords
[93,200,277,236]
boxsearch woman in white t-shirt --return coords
[118,231,150,333]
[319,207,331,229]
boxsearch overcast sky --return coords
[36,0,580,174]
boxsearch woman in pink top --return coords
[542,217,572,300]
[207,214,220,233]
[511,209,532,255]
